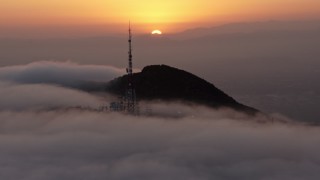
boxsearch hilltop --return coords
[105,65,258,114]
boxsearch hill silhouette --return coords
[106,65,258,114]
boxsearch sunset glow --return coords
[1,0,320,36]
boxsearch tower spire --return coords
[125,21,138,115]
[109,21,139,115]
[128,21,133,75]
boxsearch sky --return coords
[1,0,320,36]
[1,1,320,178]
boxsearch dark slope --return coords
[106,65,258,114]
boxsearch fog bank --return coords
[0,109,319,180]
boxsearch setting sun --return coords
[1,0,320,36]
[151,30,162,35]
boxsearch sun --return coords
[151,30,162,35]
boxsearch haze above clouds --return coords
[0,20,319,121]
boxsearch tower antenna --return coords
[128,21,133,75]
[109,21,139,114]
[125,21,138,114]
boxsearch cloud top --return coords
[0,61,317,180]
[0,82,102,111]
[0,61,124,87]
[0,109,319,180]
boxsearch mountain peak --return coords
[142,64,179,71]
[106,64,258,114]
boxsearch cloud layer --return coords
[0,109,319,180]
[0,60,318,179]
[0,61,123,88]
[0,69,317,180]
[0,82,103,111]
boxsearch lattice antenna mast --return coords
[128,21,133,76]
[125,21,138,114]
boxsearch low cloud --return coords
[0,76,316,180]
[0,61,123,87]
[0,61,318,180]
[0,82,102,111]
[0,104,319,180]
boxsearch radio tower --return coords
[125,22,138,114]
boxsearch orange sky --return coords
[1,0,320,36]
